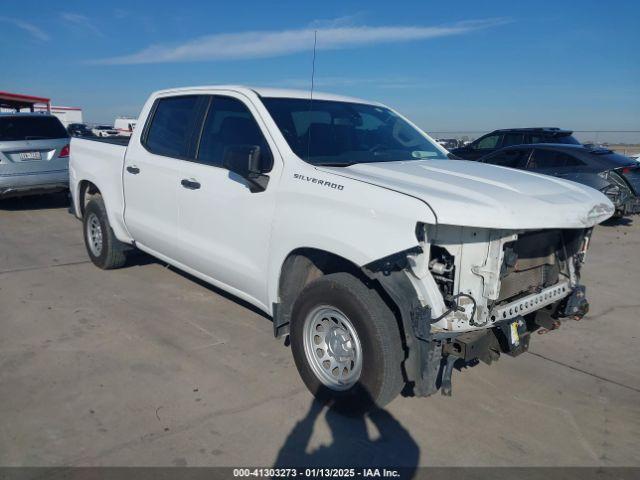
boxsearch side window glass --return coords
[488,149,528,168]
[558,153,584,167]
[197,96,272,170]
[145,96,201,158]
[528,149,557,169]
[477,134,501,149]
[502,133,524,147]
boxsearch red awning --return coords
[0,91,51,112]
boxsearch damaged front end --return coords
[366,223,594,398]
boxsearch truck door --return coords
[123,95,206,257]
[175,95,280,308]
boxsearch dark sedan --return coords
[67,123,94,137]
[451,127,580,160]
[476,144,640,217]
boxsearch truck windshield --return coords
[262,98,447,166]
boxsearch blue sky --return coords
[1,0,638,140]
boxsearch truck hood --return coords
[317,160,614,229]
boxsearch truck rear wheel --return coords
[289,272,404,412]
[83,195,128,270]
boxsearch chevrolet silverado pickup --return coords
[70,86,614,411]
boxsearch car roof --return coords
[152,85,381,106]
[497,143,636,164]
[488,127,573,134]
[501,143,586,151]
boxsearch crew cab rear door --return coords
[173,94,280,308]
[123,95,207,256]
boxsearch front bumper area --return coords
[488,280,572,323]
[618,195,640,216]
[0,169,69,199]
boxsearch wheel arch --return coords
[273,248,410,348]
[77,179,101,218]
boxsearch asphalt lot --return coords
[0,193,638,467]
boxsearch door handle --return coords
[181,178,201,190]
[126,165,140,174]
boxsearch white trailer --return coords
[114,117,137,137]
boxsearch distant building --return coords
[0,91,82,127]
[0,91,50,112]
[33,105,83,127]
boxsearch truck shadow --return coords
[273,392,419,473]
[0,192,69,211]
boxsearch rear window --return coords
[0,116,68,141]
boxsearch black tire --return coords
[83,195,128,269]
[290,272,404,413]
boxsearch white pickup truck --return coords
[70,86,614,410]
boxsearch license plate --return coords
[19,151,41,160]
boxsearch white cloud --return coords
[61,13,103,37]
[94,18,510,65]
[0,16,49,41]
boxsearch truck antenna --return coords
[306,30,317,162]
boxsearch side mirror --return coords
[223,145,271,192]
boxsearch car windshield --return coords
[0,116,68,141]
[262,98,447,166]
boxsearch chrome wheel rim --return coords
[303,306,363,391]
[86,213,103,257]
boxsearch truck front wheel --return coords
[83,195,128,269]
[290,272,404,412]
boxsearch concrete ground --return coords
[0,193,638,467]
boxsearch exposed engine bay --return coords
[406,224,592,333]
[376,223,594,397]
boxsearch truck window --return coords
[144,96,201,158]
[197,96,272,169]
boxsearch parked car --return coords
[67,123,94,137]
[70,86,613,411]
[114,117,137,137]
[436,138,459,150]
[451,127,580,160]
[92,125,119,137]
[0,113,70,199]
[476,144,640,217]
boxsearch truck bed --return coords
[81,136,131,146]
[69,136,128,233]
